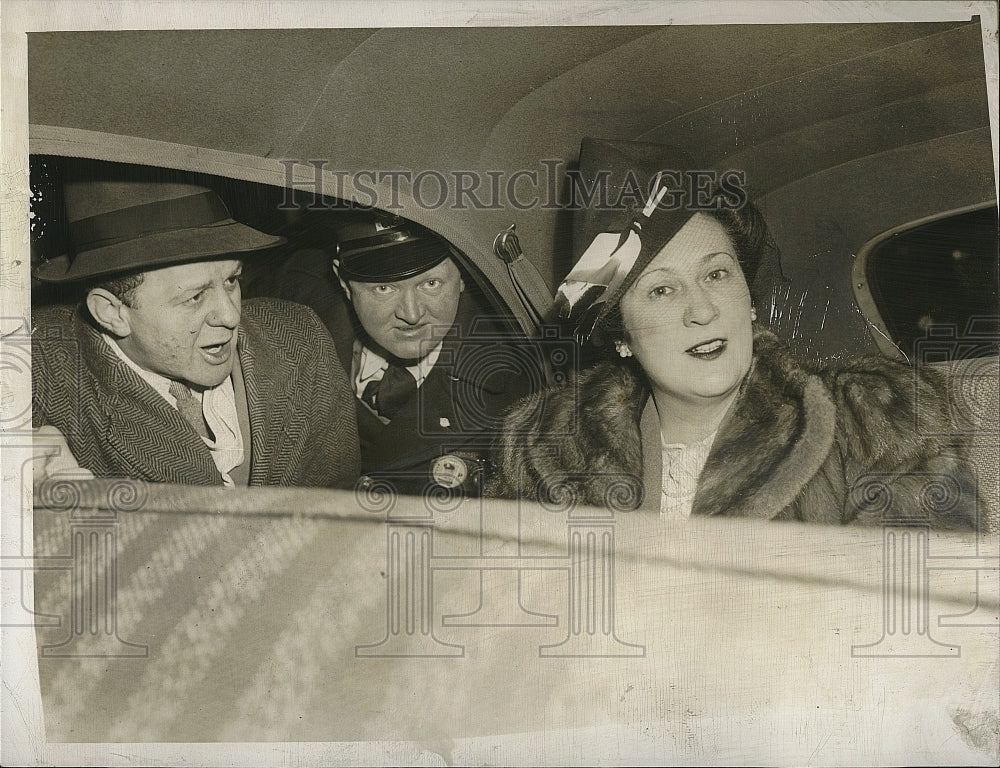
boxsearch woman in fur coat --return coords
[491,168,977,530]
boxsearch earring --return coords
[750,307,757,322]
[615,341,633,358]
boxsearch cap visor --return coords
[337,240,450,283]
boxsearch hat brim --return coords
[33,219,285,283]
[336,238,451,283]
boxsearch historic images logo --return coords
[353,470,646,659]
[852,318,999,658]
[276,159,748,213]
[1,317,147,656]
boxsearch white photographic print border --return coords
[2,1,998,765]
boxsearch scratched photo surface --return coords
[2,2,999,766]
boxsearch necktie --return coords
[361,363,417,420]
[169,380,212,440]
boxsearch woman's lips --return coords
[686,338,726,360]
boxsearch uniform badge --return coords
[431,454,468,488]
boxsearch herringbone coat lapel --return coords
[238,303,310,486]
[78,320,222,486]
[34,301,358,489]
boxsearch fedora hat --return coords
[34,173,285,283]
[335,213,451,283]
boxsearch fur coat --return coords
[491,327,977,529]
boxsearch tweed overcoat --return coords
[492,327,978,530]
[32,298,361,488]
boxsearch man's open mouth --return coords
[686,338,726,360]
[201,339,233,361]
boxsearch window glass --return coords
[866,206,999,358]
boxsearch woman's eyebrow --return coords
[701,250,736,263]
[636,251,732,279]
[634,267,676,284]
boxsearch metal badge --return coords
[431,454,469,489]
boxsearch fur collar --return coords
[498,326,837,517]
[688,330,835,517]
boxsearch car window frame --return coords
[852,199,999,362]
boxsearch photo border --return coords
[3,2,998,765]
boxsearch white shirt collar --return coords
[355,340,444,391]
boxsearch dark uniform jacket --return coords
[255,248,531,495]
[491,326,979,529]
[32,298,361,488]
[348,323,530,495]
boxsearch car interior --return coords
[11,14,1000,758]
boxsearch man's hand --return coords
[32,425,94,483]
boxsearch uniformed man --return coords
[327,215,534,495]
[260,213,531,495]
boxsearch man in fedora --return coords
[261,213,530,496]
[32,168,360,488]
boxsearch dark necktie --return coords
[169,380,212,440]
[361,363,417,420]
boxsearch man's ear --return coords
[445,254,464,294]
[85,289,131,337]
[331,260,352,299]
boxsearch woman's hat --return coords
[34,166,285,283]
[335,214,452,283]
[556,138,745,342]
